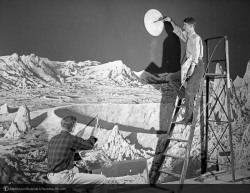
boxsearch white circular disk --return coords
[144,9,164,37]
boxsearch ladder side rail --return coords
[225,37,236,181]
[179,77,205,188]
[168,98,183,134]
[202,37,211,174]
[200,87,206,174]
[226,86,236,182]
[204,76,209,174]
[154,98,182,155]
[149,97,182,184]
[205,39,210,73]
[225,37,231,88]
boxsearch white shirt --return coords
[173,25,203,64]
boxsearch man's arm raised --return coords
[164,17,187,42]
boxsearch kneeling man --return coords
[47,116,107,193]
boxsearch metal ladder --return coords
[148,36,236,192]
[200,36,235,181]
[149,76,205,192]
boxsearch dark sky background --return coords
[0,0,249,80]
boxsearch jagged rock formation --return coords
[65,60,145,87]
[237,124,250,167]
[0,53,61,89]
[0,158,10,183]
[231,60,250,167]
[4,105,31,139]
[0,54,155,90]
[0,103,10,115]
[102,125,153,161]
[242,60,250,110]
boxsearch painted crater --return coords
[53,103,174,150]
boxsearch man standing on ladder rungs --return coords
[163,16,204,124]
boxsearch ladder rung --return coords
[168,138,189,143]
[204,36,225,42]
[174,121,192,125]
[218,151,231,156]
[164,154,185,160]
[207,160,231,167]
[210,59,226,63]
[159,170,181,178]
[208,120,232,123]
[205,73,226,79]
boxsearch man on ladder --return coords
[164,16,204,124]
[148,15,207,191]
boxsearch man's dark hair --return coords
[184,17,196,27]
[61,116,77,130]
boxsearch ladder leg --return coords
[178,78,204,193]
[225,37,236,182]
[202,36,235,183]
[149,97,182,184]
[226,86,236,181]
[149,77,204,193]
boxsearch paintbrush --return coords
[153,16,166,23]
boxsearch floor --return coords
[108,168,250,193]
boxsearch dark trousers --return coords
[169,59,205,119]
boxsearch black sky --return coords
[0,0,249,80]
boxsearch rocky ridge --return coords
[0,54,161,90]
[231,60,250,167]
[4,105,31,140]
[102,125,153,161]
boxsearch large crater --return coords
[54,103,174,150]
